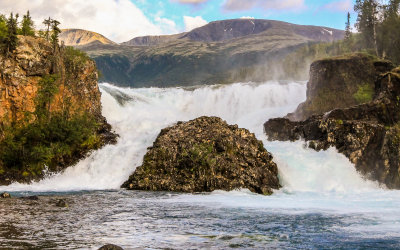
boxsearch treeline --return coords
[0,11,61,56]
[352,0,400,64]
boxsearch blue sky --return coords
[134,0,356,31]
[1,0,357,42]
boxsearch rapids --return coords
[1,81,400,249]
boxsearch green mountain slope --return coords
[79,19,345,87]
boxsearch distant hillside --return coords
[78,19,345,87]
[123,19,343,46]
[60,29,116,46]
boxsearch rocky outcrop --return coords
[0,36,117,185]
[265,66,400,188]
[287,53,394,121]
[122,116,280,195]
[0,36,102,125]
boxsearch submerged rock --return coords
[0,192,11,198]
[56,199,68,208]
[265,66,400,188]
[98,244,123,250]
[122,116,280,195]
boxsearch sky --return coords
[0,0,357,43]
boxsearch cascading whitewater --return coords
[0,81,379,193]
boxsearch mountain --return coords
[60,29,116,46]
[123,19,343,46]
[78,19,345,87]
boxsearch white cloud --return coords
[183,16,208,31]
[321,0,352,12]
[240,16,255,19]
[155,17,179,34]
[223,0,305,12]
[0,0,177,43]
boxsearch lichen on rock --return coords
[122,116,281,195]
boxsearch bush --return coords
[0,113,102,176]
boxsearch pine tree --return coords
[20,11,35,36]
[43,17,51,41]
[345,12,352,41]
[354,0,379,55]
[4,13,19,56]
[50,19,61,51]
[379,0,400,62]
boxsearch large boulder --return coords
[122,116,280,195]
[265,66,400,188]
[287,53,394,121]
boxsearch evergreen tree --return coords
[20,11,35,36]
[0,15,7,40]
[345,12,352,41]
[4,13,19,56]
[43,17,51,41]
[354,0,379,55]
[378,0,400,62]
[50,19,61,51]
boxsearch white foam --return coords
[0,81,383,194]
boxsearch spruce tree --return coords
[50,19,61,51]
[354,0,379,55]
[43,17,51,41]
[379,0,400,62]
[344,12,352,41]
[4,13,19,56]
[20,11,35,36]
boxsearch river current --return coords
[0,81,399,249]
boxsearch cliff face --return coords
[0,36,101,125]
[264,63,400,189]
[287,53,394,121]
[0,36,116,185]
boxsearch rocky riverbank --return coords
[122,116,280,195]
[0,36,117,185]
[265,57,400,188]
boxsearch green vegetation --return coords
[64,46,90,73]
[19,11,35,36]
[285,0,399,77]
[0,113,102,177]
[354,83,374,103]
[0,10,62,57]
[0,12,104,181]
[0,70,102,178]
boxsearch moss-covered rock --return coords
[265,66,400,188]
[287,53,394,121]
[122,116,280,195]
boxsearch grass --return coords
[354,84,374,104]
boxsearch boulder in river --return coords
[0,192,11,198]
[98,244,123,250]
[122,116,281,195]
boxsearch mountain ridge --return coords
[122,19,344,47]
[69,18,345,87]
[60,28,116,46]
